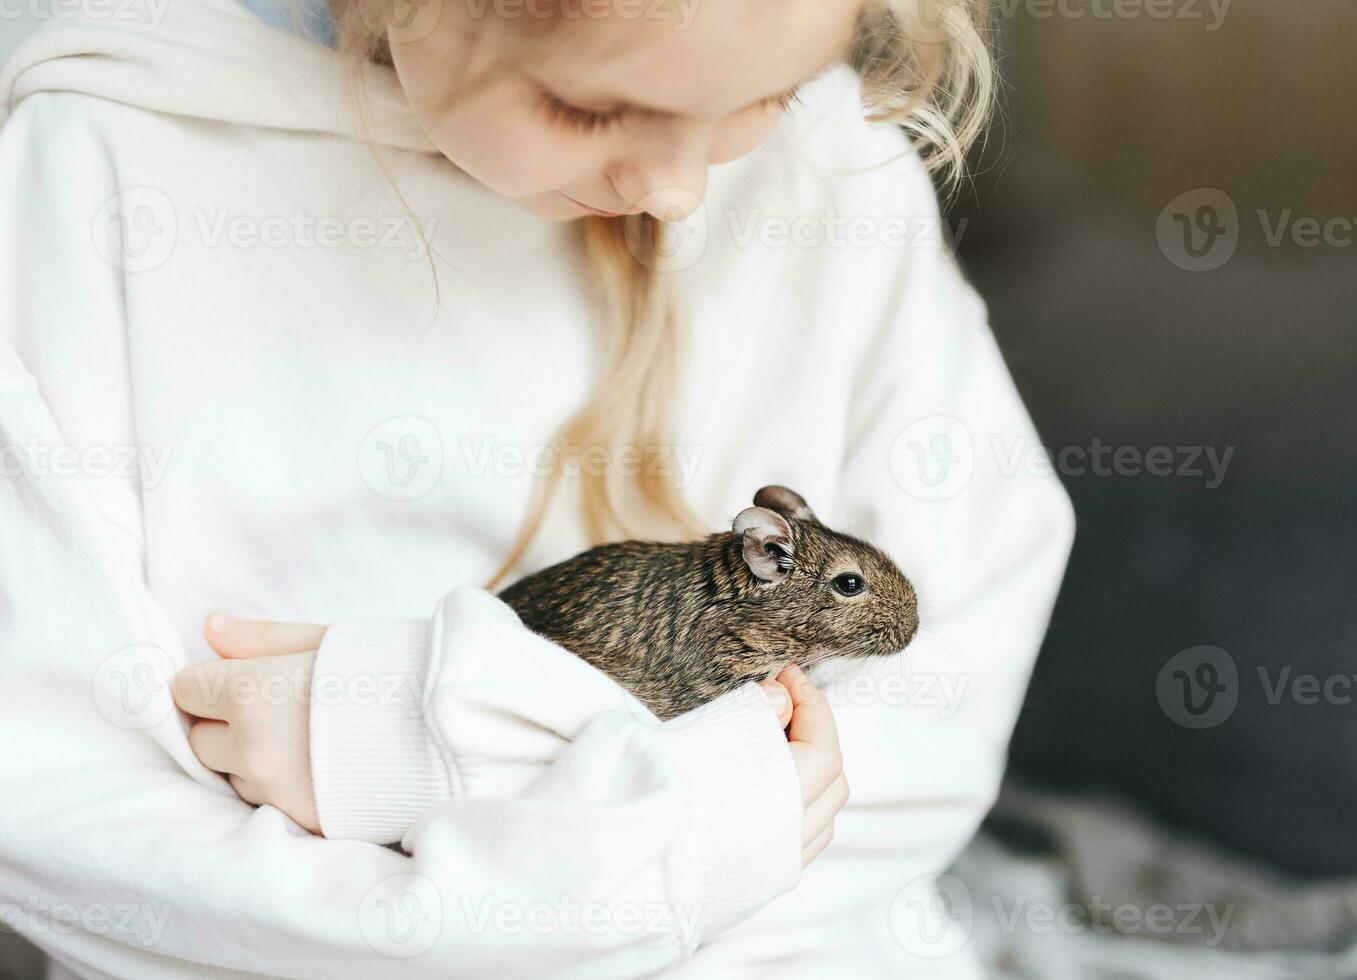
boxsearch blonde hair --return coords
[329,0,995,587]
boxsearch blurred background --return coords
[957,0,1355,870]
[2,2,1354,977]
[938,1,1357,975]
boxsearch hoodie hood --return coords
[0,0,436,152]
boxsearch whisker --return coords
[911,627,966,668]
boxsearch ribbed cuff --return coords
[659,686,803,942]
[309,617,453,843]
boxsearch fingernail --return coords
[761,684,789,711]
[206,611,235,633]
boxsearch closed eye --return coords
[763,86,802,113]
[536,83,803,135]
[537,90,630,134]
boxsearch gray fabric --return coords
[986,786,1357,953]
[953,832,1357,980]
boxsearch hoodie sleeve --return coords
[0,95,802,980]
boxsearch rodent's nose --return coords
[897,590,921,649]
[902,610,920,647]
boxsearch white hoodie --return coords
[0,0,1074,976]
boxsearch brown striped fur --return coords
[499,486,919,719]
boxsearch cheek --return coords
[709,110,787,165]
[388,33,599,201]
[419,101,600,200]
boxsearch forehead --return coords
[529,0,862,113]
[799,522,894,567]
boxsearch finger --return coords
[228,774,264,807]
[187,720,237,774]
[802,773,849,845]
[204,613,327,660]
[790,741,841,805]
[758,680,793,729]
[779,665,839,750]
[172,663,232,721]
[801,823,834,867]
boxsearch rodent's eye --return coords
[832,573,866,597]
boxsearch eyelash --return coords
[536,86,803,134]
[537,91,629,134]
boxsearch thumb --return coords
[204,612,328,659]
[758,679,793,729]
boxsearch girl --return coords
[0,0,1072,976]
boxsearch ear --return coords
[733,506,795,583]
[753,485,817,523]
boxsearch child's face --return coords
[388,0,863,221]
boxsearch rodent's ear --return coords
[753,485,816,523]
[733,506,795,583]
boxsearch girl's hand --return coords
[758,665,847,867]
[172,614,329,834]
[173,617,848,861]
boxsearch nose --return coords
[609,125,710,222]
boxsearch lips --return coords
[562,194,633,218]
